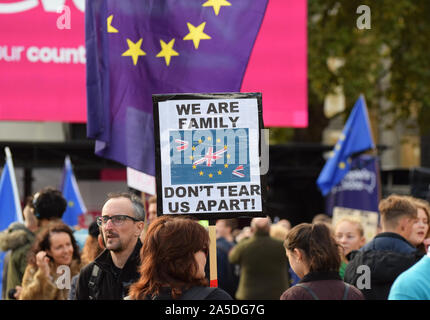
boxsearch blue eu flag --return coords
[170,129,250,185]
[61,156,87,227]
[0,147,22,299]
[317,95,375,196]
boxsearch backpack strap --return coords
[295,283,319,300]
[180,286,217,300]
[88,264,101,300]
[342,283,350,300]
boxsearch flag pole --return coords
[5,147,23,222]
[208,219,218,288]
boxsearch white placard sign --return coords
[153,93,266,219]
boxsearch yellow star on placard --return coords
[107,15,119,33]
[122,38,146,66]
[199,171,204,176]
[202,0,232,16]
[156,39,179,66]
[183,22,211,49]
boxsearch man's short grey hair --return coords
[106,192,146,221]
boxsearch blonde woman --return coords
[334,218,366,279]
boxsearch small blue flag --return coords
[0,147,22,231]
[61,156,87,227]
[0,147,22,299]
[317,95,375,196]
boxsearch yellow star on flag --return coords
[183,22,211,49]
[68,201,74,207]
[339,162,346,169]
[107,15,119,33]
[217,170,222,175]
[156,39,179,66]
[224,164,229,168]
[224,145,228,150]
[217,139,221,143]
[192,165,197,169]
[202,0,232,16]
[199,171,204,176]
[122,38,146,66]
[209,173,213,178]
[189,155,194,160]
[198,139,203,144]
[226,154,231,159]
[207,137,212,141]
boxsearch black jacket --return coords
[75,239,142,300]
[344,232,423,300]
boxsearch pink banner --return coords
[0,0,307,126]
[241,0,308,128]
[0,0,86,122]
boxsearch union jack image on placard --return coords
[170,128,250,185]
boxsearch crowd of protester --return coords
[0,188,429,300]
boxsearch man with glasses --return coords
[74,193,145,300]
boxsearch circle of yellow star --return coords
[199,171,204,176]
[122,38,146,66]
[202,0,232,16]
[156,38,179,66]
[183,22,211,49]
[209,173,213,178]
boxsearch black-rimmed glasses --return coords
[96,215,141,227]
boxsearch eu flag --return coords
[85,0,268,176]
[317,95,375,196]
[61,156,87,227]
[170,128,250,185]
[0,147,22,299]
[0,147,22,232]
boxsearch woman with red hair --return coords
[128,216,232,300]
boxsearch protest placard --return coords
[153,92,266,220]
